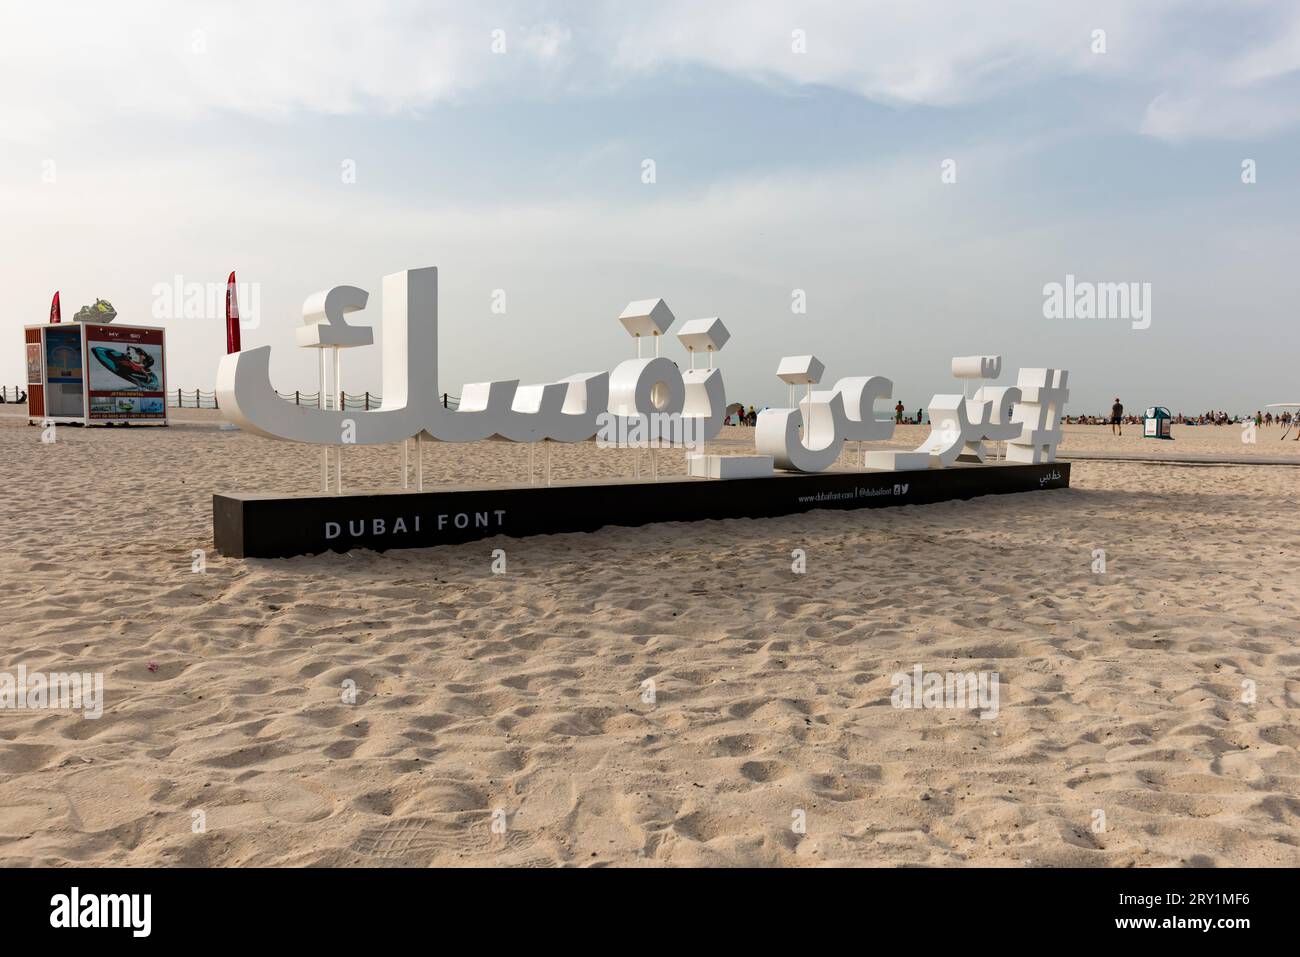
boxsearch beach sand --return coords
[1,411,1297,866]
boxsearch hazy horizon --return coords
[4,1,1299,416]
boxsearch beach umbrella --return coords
[225,271,241,354]
[49,291,61,323]
[725,402,744,415]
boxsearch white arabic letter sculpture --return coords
[870,357,1013,469]
[607,356,686,445]
[218,267,610,446]
[1005,368,1070,463]
[217,269,446,444]
[761,365,902,472]
[677,317,730,444]
[297,286,373,348]
[834,375,895,441]
[951,355,1001,380]
[756,393,849,472]
[914,394,972,468]
[962,384,1023,461]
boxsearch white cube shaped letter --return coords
[776,354,824,385]
[676,317,729,354]
[619,298,675,338]
[951,355,1002,380]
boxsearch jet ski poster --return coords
[85,323,166,419]
[90,343,162,391]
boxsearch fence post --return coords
[443,392,448,408]
[295,390,300,406]
[365,391,370,411]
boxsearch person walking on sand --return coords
[1111,398,1124,435]
[895,400,904,424]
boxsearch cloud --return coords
[1141,88,1300,141]
[4,0,1300,143]
[605,0,1114,106]
[0,1,569,141]
[1139,8,1300,141]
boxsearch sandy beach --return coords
[1,412,1297,867]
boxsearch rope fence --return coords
[0,387,462,411]
[160,389,460,411]
[0,386,1264,424]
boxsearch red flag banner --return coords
[50,291,61,323]
[225,271,241,354]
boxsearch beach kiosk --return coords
[1143,406,1172,440]
[24,302,168,426]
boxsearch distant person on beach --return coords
[1111,398,1124,435]
[916,408,923,425]
[895,400,904,424]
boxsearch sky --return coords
[3,0,1299,415]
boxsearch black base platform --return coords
[213,461,1070,558]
